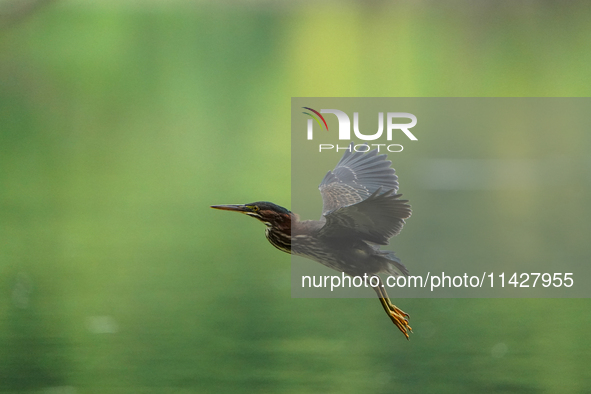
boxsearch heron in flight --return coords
[212,145,412,339]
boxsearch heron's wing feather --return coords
[319,145,399,215]
[318,189,411,245]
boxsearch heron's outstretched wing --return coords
[317,188,411,245]
[319,145,399,215]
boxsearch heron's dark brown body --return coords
[212,145,413,339]
[267,213,408,279]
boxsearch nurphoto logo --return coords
[302,107,418,152]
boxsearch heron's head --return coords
[211,202,291,227]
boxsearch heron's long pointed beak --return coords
[210,204,249,213]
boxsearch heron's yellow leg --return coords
[373,278,412,340]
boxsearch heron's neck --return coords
[264,213,294,254]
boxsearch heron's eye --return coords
[251,206,260,212]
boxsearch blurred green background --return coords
[1,1,590,393]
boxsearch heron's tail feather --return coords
[377,250,409,277]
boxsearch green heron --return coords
[211,145,412,339]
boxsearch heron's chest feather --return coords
[264,214,292,253]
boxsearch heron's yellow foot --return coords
[385,304,412,340]
[376,294,412,339]
[372,279,412,340]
